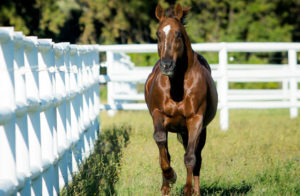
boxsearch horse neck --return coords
[169,34,193,102]
[183,32,194,69]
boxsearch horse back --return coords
[196,53,211,73]
[195,52,218,126]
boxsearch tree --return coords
[1,0,299,45]
[176,0,292,43]
[77,0,159,44]
[0,0,79,42]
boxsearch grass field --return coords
[62,109,300,195]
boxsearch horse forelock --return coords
[165,5,188,25]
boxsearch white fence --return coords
[98,43,300,130]
[0,27,100,196]
[1,25,300,195]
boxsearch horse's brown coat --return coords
[145,4,218,196]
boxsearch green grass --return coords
[62,109,300,195]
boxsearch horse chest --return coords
[162,95,195,118]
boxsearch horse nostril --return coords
[162,59,172,67]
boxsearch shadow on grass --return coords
[175,183,251,196]
[61,125,131,196]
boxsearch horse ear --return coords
[155,4,164,21]
[181,7,191,24]
[183,7,191,16]
[174,4,183,20]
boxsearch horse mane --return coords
[165,5,190,25]
[197,53,211,73]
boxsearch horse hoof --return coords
[169,170,177,184]
[164,169,177,184]
[184,184,193,196]
[193,189,200,196]
[161,185,170,196]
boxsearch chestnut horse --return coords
[145,4,218,196]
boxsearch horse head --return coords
[155,4,191,77]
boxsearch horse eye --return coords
[175,31,182,38]
[156,31,161,38]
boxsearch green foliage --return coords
[195,52,219,64]
[229,82,281,89]
[76,0,158,44]
[128,53,159,67]
[0,1,30,34]
[100,85,107,104]
[0,0,79,42]
[1,0,299,44]
[176,0,293,43]
[61,124,131,196]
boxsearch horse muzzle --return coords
[160,59,176,77]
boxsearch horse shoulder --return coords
[146,61,171,114]
[180,63,207,117]
[145,61,160,101]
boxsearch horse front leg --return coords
[152,110,177,196]
[184,115,204,196]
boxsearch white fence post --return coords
[69,45,81,173]
[106,51,116,115]
[80,46,91,160]
[86,46,98,157]
[85,47,94,155]
[219,44,229,130]
[37,39,56,196]
[61,42,74,184]
[24,36,43,196]
[76,47,84,136]
[54,43,68,191]
[14,31,31,196]
[92,45,100,145]
[288,49,298,118]
[0,27,18,196]
[75,46,85,168]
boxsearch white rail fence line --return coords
[1,25,300,195]
[98,43,300,130]
[0,27,100,196]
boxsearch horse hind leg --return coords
[178,131,188,150]
[193,128,207,196]
[184,115,205,196]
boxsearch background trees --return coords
[1,0,299,44]
[1,0,299,92]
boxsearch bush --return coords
[61,125,131,196]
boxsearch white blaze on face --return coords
[162,25,171,54]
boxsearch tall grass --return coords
[61,125,131,196]
[62,109,300,195]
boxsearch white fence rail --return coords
[0,27,100,196]
[98,43,300,130]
